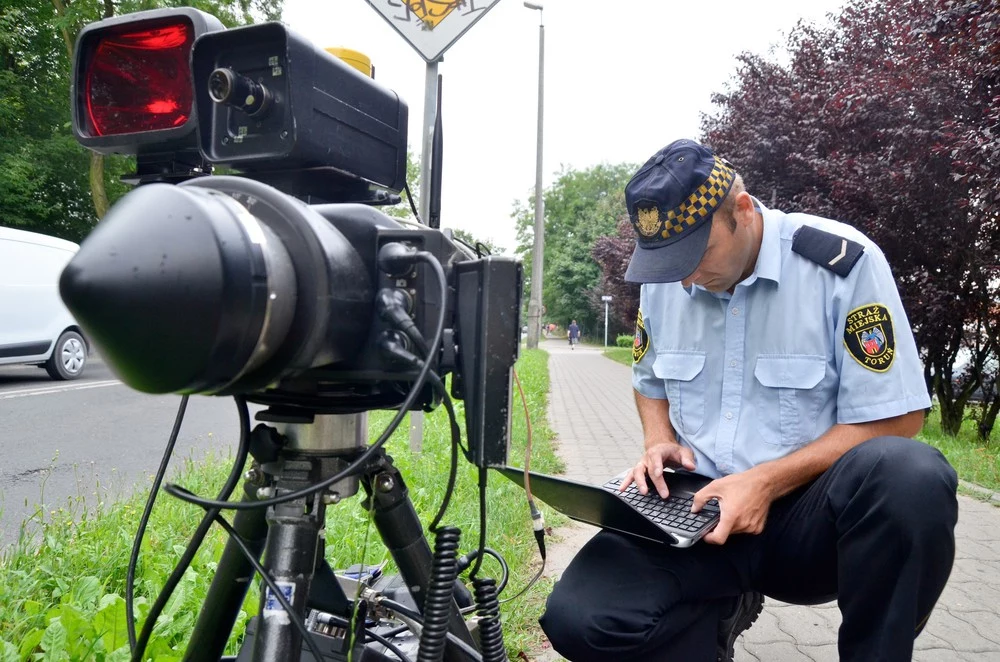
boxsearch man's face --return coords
[680,210,755,293]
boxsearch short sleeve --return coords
[632,285,667,399]
[835,245,931,423]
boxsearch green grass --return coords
[0,349,565,661]
[603,347,632,366]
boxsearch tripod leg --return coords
[183,483,269,662]
[364,462,479,662]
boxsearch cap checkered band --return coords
[659,157,736,239]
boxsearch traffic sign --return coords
[365,0,503,63]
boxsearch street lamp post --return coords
[601,295,612,347]
[524,1,544,350]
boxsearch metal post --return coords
[525,3,544,350]
[411,59,439,452]
[604,301,609,347]
[601,295,612,347]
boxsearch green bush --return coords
[615,334,633,348]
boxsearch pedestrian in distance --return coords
[567,319,580,349]
[539,139,958,662]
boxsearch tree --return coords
[0,0,283,243]
[514,163,635,334]
[592,218,639,337]
[701,0,1000,437]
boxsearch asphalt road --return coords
[0,357,243,547]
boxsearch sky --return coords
[280,0,847,253]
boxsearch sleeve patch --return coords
[792,225,865,277]
[633,309,649,363]
[844,304,895,372]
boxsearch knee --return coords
[846,436,958,527]
[539,581,605,662]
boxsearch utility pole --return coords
[524,1,545,349]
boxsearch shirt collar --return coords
[750,196,782,286]
[683,195,781,297]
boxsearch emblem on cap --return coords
[636,206,661,237]
[844,303,895,372]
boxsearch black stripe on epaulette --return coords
[791,225,865,277]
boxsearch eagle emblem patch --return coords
[633,309,649,363]
[844,304,895,372]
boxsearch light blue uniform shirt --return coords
[633,200,930,479]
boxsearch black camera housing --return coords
[193,22,409,200]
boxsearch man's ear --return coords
[734,191,756,228]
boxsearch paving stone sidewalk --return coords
[533,340,1000,661]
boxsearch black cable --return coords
[468,467,489,579]
[126,394,188,650]
[457,548,510,599]
[426,372,460,533]
[498,558,546,606]
[379,599,484,662]
[131,396,251,662]
[208,512,326,662]
[162,250,449,513]
[404,180,422,223]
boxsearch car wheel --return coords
[45,330,87,380]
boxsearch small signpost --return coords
[364,0,503,451]
[601,295,613,347]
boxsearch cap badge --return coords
[636,206,661,237]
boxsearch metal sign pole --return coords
[601,295,612,347]
[409,59,439,453]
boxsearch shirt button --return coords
[725,411,734,420]
[730,360,738,368]
[731,308,740,316]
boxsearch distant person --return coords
[567,320,580,349]
[539,139,958,661]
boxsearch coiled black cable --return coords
[472,577,505,662]
[417,526,461,662]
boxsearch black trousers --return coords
[539,437,959,662]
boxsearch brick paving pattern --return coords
[536,341,1000,661]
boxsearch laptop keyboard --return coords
[603,477,721,533]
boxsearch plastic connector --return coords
[377,241,417,276]
[528,499,546,560]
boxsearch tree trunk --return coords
[977,399,1000,444]
[938,399,965,436]
[89,153,108,219]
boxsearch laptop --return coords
[495,466,720,548]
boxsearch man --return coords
[539,139,958,661]
[568,319,581,349]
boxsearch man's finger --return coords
[650,466,670,499]
[703,513,732,545]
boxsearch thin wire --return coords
[403,180,422,223]
[468,467,488,579]
[162,251,449,512]
[498,558,546,605]
[378,599,484,662]
[426,372,461,532]
[126,394,188,650]
[131,396,251,662]
[209,513,327,662]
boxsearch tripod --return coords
[177,413,487,662]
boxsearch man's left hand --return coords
[691,470,774,545]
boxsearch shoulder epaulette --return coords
[791,225,864,277]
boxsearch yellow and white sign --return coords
[365,0,503,63]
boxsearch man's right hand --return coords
[619,442,697,498]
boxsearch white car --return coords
[0,227,88,380]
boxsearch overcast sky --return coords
[281,0,846,253]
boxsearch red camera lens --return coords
[84,20,194,136]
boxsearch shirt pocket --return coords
[652,351,707,436]
[753,355,826,446]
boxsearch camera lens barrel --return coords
[208,67,271,117]
[60,177,373,395]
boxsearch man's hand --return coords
[620,442,697,498]
[691,470,775,545]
